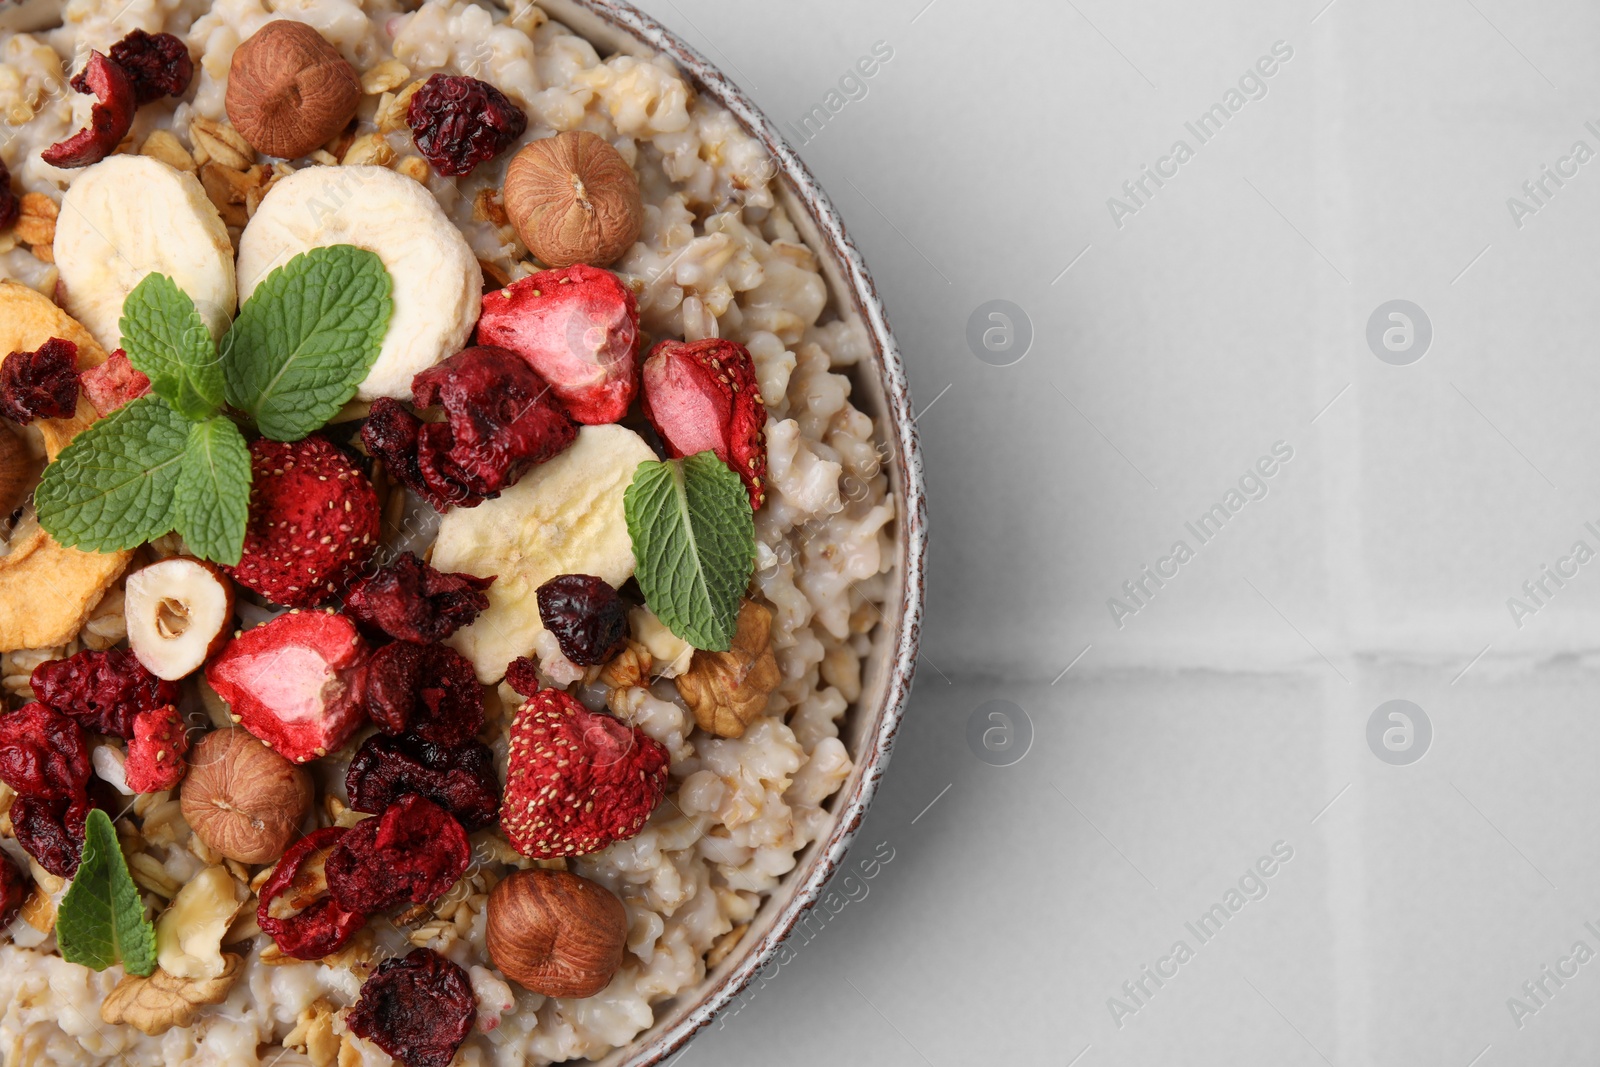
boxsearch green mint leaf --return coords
[119,272,223,421]
[624,452,755,651]
[34,394,189,552]
[221,245,393,441]
[174,416,252,565]
[56,808,157,976]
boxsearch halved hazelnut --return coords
[125,557,235,680]
[225,21,361,160]
[181,729,313,865]
[486,868,627,998]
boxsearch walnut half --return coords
[100,954,242,1035]
[677,600,781,739]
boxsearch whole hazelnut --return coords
[503,131,643,268]
[180,729,313,864]
[225,21,361,160]
[486,869,627,997]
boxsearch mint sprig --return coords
[624,452,756,651]
[56,808,157,976]
[34,247,392,564]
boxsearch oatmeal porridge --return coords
[0,1,898,1064]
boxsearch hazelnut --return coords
[486,869,627,997]
[225,21,361,160]
[181,729,312,864]
[503,131,643,268]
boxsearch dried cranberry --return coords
[406,75,527,178]
[43,51,135,169]
[362,347,577,510]
[105,29,193,104]
[345,553,493,644]
[347,734,500,832]
[0,848,28,927]
[0,160,16,232]
[348,948,475,1067]
[0,338,79,425]
[31,648,181,740]
[363,642,484,748]
[257,827,368,961]
[325,795,471,914]
[536,574,629,665]
[504,656,541,697]
[0,703,91,800]
[12,795,88,877]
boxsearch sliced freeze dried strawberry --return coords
[79,349,151,416]
[641,338,768,509]
[123,705,188,793]
[42,52,135,169]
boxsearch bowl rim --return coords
[537,1,927,1062]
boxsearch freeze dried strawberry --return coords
[227,436,380,607]
[536,574,628,666]
[12,794,89,877]
[106,29,192,105]
[348,948,475,1067]
[204,610,370,764]
[43,51,135,168]
[344,552,493,644]
[476,264,639,425]
[503,689,669,858]
[0,338,79,424]
[325,794,471,913]
[347,733,500,831]
[257,827,368,960]
[362,347,576,510]
[79,349,150,416]
[641,338,768,508]
[31,647,180,740]
[363,641,483,748]
[0,703,91,800]
[123,705,188,793]
[0,849,27,928]
[503,656,541,697]
[406,74,526,178]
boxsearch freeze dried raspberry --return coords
[31,647,180,740]
[0,703,91,800]
[347,948,475,1067]
[536,574,628,666]
[325,794,471,913]
[12,795,89,877]
[257,827,368,960]
[43,51,135,169]
[0,160,16,232]
[0,849,28,928]
[503,656,541,697]
[406,74,527,178]
[362,347,577,510]
[641,338,769,509]
[106,29,193,105]
[0,338,79,425]
[123,705,188,793]
[344,552,493,644]
[363,642,484,748]
[502,689,669,858]
[79,349,151,416]
[346,733,500,831]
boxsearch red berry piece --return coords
[0,160,17,232]
[406,74,527,178]
[1,337,80,425]
[325,794,471,913]
[347,947,475,1067]
[106,29,193,105]
[476,264,640,425]
[0,849,28,927]
[31,647,180,740]
[257,827,368,960]
[344,552,493,644]
[346,733,500,831]
[227,436,380,607]
[502,689,669,858]
[78,349,151,416]
[641,338,769,509]
[536,574,628,666]
[503,656,541,698]
[363,641,484,748]
[205,610,371,764]
[42,52,136,168]
[123,705,189,793]
[12,795,89,877]
[0,703,91,800]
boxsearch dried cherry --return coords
[12,795,88,877]
[105,30,193,105]
[363,642,484,748]
[346,734,500,832]
[347,947,475,1067]
[325,795,470,914]
[536,574,629,665]
[31,648,181,740]
[0,160,16,232]
[406,74,527,178]
[0,848,28,927]
[344,552,493,644]
[0,338,79,425]
[257,827,368,960]
[42,51,135,169]
[0,703,91,800]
